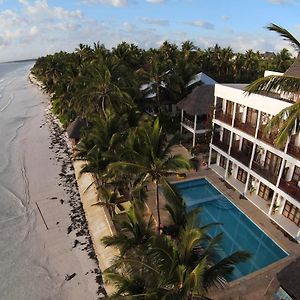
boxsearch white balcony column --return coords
[254,110,261,139]
[279,197,286,215]
[208,146,212,167]
[284,136,290,154]
[249,141,257,170]
[276,158,286,188]
[225,158,230,179]
[213,96,217,118]
[180,109,184,134]
[268,192,277,215]
[244,175,250,194]
[296,228,300,241]
[231,102,237,127]
[192,114,197,147]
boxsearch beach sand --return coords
[21,79,106,299]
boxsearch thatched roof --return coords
[284,53,300,77]
[277,257,300,299]
[177,85,214,116]
[66,117,86,140]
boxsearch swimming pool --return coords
[174,178,288,281]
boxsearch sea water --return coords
[0,62,56,300]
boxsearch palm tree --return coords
[102,200,155,256]
[108,118,191,231]
[104,222,250,299]
[246,23,300,147]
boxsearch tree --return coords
[102,200,155,256]
[104,216,250,299]
[246,23,300,147]
[108,118,191,231]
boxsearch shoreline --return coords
[28,73,117,297]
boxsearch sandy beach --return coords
[17,73,105,299]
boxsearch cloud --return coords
[185,20,215,30]
[142,17,169,26]
[146,0,167,3]
[221,16,230,21]
[82,0,129,7]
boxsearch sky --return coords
[0,0,299,62]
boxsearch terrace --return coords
[215,111,233,125]
[212,136,229,153]
[287,141,300,160]
[234,119,256,136]
[230,145,251,167]
[279,179,300,203]
[251,161,278,185]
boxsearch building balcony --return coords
[257,129,284,150]
[287,143,300,160]
[212,137,229,153]
[215,111,233,125]
[251,161,278,185]
[279,179,300,202]
[182,117,210,131]
[234,119,256,136]
[230,147,251,167]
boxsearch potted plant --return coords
[272,203,280,214]
[248,185,256,195]
[227,167,232,177]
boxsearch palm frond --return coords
[267,23,300,52]
[246,75,300,95]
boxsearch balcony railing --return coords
[257,129,275,146]
[212,137,229,153]
[215,111,233,125]
[251,161,278,185]
[279,179,300,202]
[182,117,210,131]
[257,129,284,150]
[287,143,300,160]
[234,119,256,136]
[230,147,251,167]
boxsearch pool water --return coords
[175,178,288,281]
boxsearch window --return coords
[219,155,227,169]
[283,201,300,227]
[292,166,300,182]
[237,167,247,184]
[222,129,231,144]
[258,182,274,201]
[246,107,258,127]
[264,151,282,176]
[242,139,253,156]
[225,101,234,116]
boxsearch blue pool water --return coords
[175,178,288,281]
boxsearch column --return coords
[268,192,277,215]
[192,114,197,147]
[254,110,261,139]
[180,109,184,134]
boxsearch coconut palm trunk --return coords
[155,181,161,232]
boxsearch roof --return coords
[277,257,300,299]
[284,53,300,77]
[177,84,214,116]
[187,72,216,87]
[66,117,87,140]
[221,83,248,91]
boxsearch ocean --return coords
[0,62,57,300]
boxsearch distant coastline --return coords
[1,58,37,64]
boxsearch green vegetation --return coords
[31,39,293,298]
[246,24,300,148]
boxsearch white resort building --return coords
[208,58,300,242]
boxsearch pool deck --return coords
[146,146,300,299]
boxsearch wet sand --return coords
[22,78,106,299]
